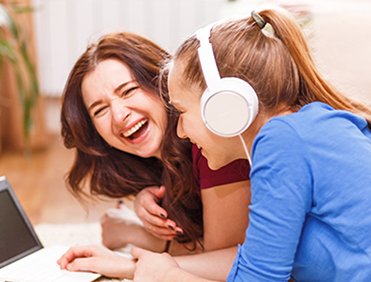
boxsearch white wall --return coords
[308,0,371,105]
[31,0,371,133]
[32,0,225,98]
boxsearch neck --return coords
[154,148,162,161]
[240,109,294,161]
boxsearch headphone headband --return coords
[195,19,259,138]
[196,24,221,93]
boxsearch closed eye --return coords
[169,103,183,116]
[175,108,183,116]
[93,106,107,117]
[122,86,139,97]
[174,106,184,116]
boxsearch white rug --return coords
[35,222,132,282]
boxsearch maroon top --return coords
[192,144,250,195]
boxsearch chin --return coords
[208,154,237,170]
[137,152,155,159]
[207,160,225,171]
[139,148,161,159]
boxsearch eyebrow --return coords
[87,80,137,111]
[113,80,136,94]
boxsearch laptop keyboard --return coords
[0,246,80,282]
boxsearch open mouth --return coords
[122,119,149,140]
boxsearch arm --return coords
[100,197,169,252]
[130,180,250,279]
[57,245,136,279]
[229,121,312,280]
[165,180,250,256]
[200,180,250,251]
[163,180,250,256]
[101,186,200,254]
[132,145,251,255]
[103,171,250,256]
[132,247,235,282]
[56,244,237,281]
[174,246,238,281]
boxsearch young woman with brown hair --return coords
[60,30,250,264]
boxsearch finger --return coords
[150,218,180,233]
[142,213,170,229]
[142,197,168,219]
[164,219,179,232]
[144,224,178,239]
[99,212,109,224]
[155,234,178,241]
[58,250,76,269]
[145,229,177,241]
[142,216,182,235]
[130,247,147,259]
[174,226,184,236]
[154,185,166,199]
[57,246,94,269]
[66,257,97,272]
[116,198,124,209]
[99,208,119,225]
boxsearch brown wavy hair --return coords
[173,8,371,125]
[61,31,202,247]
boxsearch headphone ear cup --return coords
[201,77,258,137]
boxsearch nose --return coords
[111,98,130,125]
[176,117,187,139]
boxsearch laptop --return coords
[0,176,101,282]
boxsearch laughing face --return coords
[82,59,167,159]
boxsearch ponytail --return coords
[174,8,371,127]
[259,8,371,124]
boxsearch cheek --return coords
[93,118,111,140]
[159,107,168,130]
[148,97,167,125]
[182,117,196,135]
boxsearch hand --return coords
[57,245,136,279]
[100,202,142,250]
[134,186,183,240]
[131,247,180,282]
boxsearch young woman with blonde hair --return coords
[131,7,371,281]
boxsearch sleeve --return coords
[192,144,250,190]
[227,120,313,282]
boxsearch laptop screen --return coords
[0,178,43,268]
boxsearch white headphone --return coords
[196,23,259,137]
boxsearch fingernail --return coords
[160,214,166,219]
[168,225,174,231]
[118,199,123,204]
[176,231,183,235]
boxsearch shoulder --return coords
[251,104,324,170]
[254,101,363,151]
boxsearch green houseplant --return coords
[0,2,39,153]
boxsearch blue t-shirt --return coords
[227,102,371,282]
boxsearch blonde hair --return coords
[173,8,371,123]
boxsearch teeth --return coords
[123,119,148,138]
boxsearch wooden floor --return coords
[0,134,118,226]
